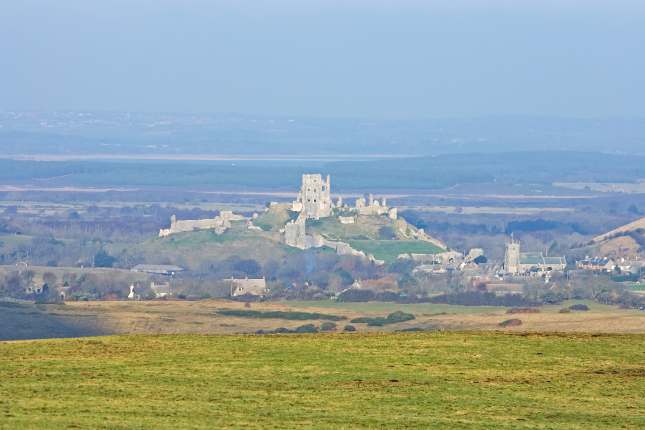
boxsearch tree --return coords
[232,259,262,278]
[94,250,117,268]
[378,226,397,240]
[473,255,488,264]
[320,322,337,332]
[43,272,57,287]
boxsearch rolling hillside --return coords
[593,216,645,243]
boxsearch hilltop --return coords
[129,195,446,271]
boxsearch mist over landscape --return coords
[1,1,644,429]
[1,112,644,157]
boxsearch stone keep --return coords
[294,174,332,219]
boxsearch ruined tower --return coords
[295,174,332,219]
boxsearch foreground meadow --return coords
[1,333,643,429]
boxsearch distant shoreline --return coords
[0,153,414,162]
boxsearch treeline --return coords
[429,292,537,307]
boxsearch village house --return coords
[150,281,172,298]
[229,277,268,297]
[576,257,617,273]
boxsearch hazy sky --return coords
[1,0,644,118]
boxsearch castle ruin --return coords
[284,214,307,249]
[159,211,246,237]
[292,174,332,219]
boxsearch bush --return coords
[343,325,356,332]
[337,289,375,302]
[93,250,117,268]
[351,316,386,326]
[232,259,262,278]
[386,311,415,323]
[320,322,337,332]
[217,309,345,321]
[499,319,522,327]
[294,324,318,333]
[350,311,415,327]
[506,308,540,314]
[375,291,401,302]
[430,292,536,307]
[378,226,397,240]
[569,304,590,311]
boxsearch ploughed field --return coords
[1,333,644,429]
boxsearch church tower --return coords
[504,236,521,275]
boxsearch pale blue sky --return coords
[1,0,644,118]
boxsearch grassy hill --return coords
[118,222,294,269]
[304,211,447,261]
[125,204,447,269]
[348,240,443,263]
[1,332,643,429]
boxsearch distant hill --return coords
[593,217,645,243]
[581,217,645,258]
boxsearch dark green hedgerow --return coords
[217,309,346,321]
[350,311,415,327]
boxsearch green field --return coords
[1,333,643,429]
[348,240,444,262]
[629,283,645,291]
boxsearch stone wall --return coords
[159,211,246,237]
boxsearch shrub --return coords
[294,324,318,333]
[378,226,397,240]
[499,319,522,327]
[320,322,337,332]
[337,289,375,302]
[430,292,536,307]
[93,250,117,268]
[343,325,356,332]
[350,311,415,327]
[569,304,590,311]
[375,291,401,302]
[386,311,415,323]
[217,309,345,321]
[507,308,540,314]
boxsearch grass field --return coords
[347,240,445,262]
[1,332,644,429]
[2,299,644,341]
